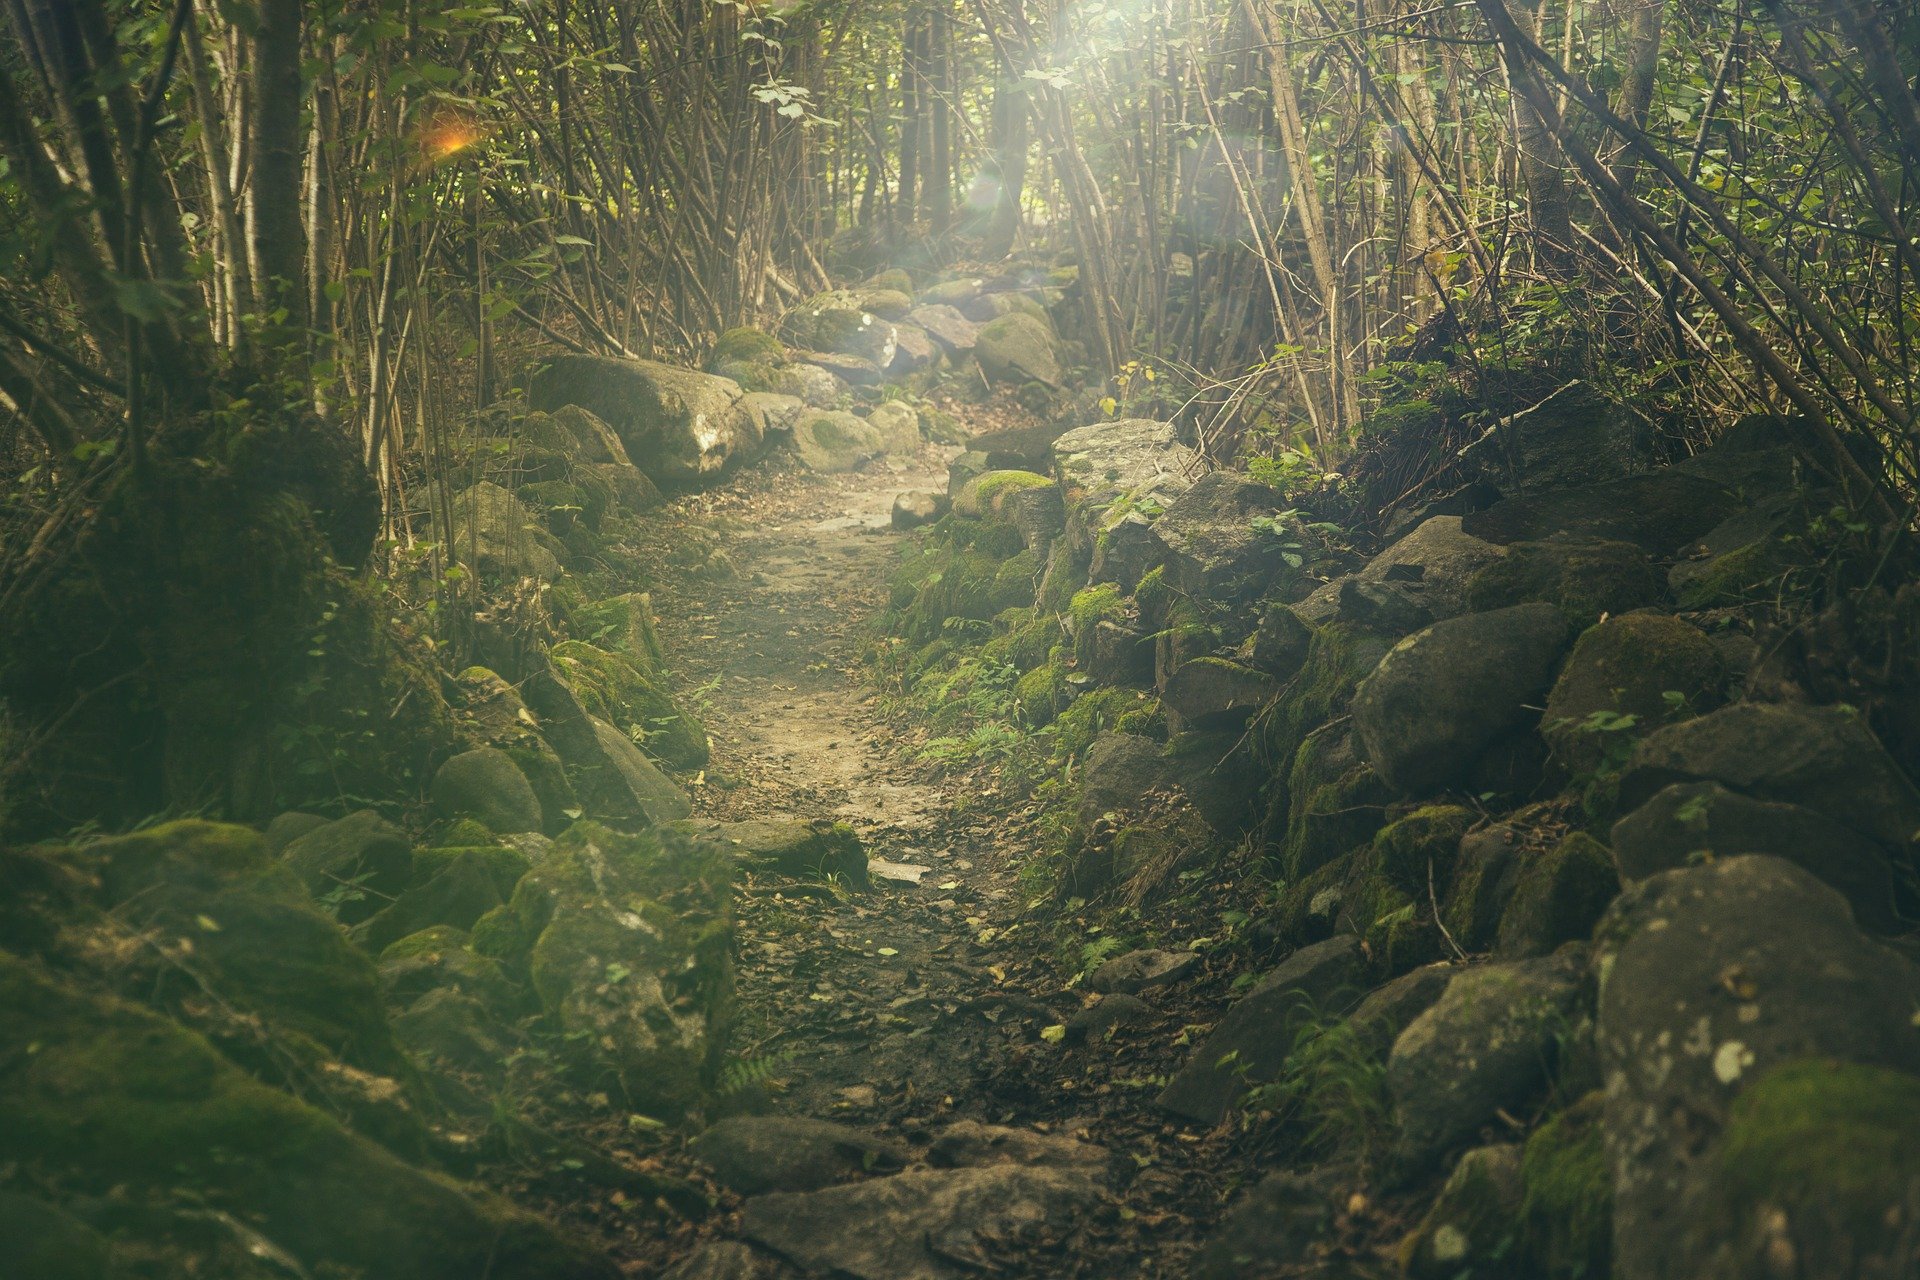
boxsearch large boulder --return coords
[694,817,868,886]
[1461,471,1743,556]
[974,312,1062,387]
[1493,832,1619,958]
[1348,515,1506,621]
[481,823,731,1117]
[1609,781,1899,931]
[1147,472,1294,605]
[0,954,616,1280]
[1158,936,1365,1125]
[1595,856,1920,1280]
[1541,613,1725,774]
[905,303,980,356]
[888,324,941,374]
[431,747,544,834]
[451,481,565,583]
[551,640,709,771]
[1352,603,1574,794]
[953,470,1065,553]
[528,355,749,486]
[1387,949,1586,1175]
[1050,418,1198,514]
[1457,381,1644,491]
[790,409,884,473]
[1465,536,1665,631]
[450,667,577,834]
[1618,701,1920,851]
[1160,657,1279,730]
[866,401,922,455]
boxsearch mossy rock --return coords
[891,546,1013,644]
[551,640,709,771]
[569,593,668,674]
[500,822,734,1118]
[1015,661,1072,727]
[1054,688,1164,761]
[450,668,579,835]
[377,926,520,1013]
[1440,823,1527,953]
[981,610,1064,673]
[865,268,914,296]
[1252,621,1394,782]
[1276,725,1392,882]
[1400,1144,1525,1278]
[1265,850,1356,950]
[79,821,410,1080]
[1542,611,1725,775]
[1495,832,1619,958]
[1465,536,1665,629]
[1373,805,1475,898]
[521,479,607,536]
[708,327,787,369]
[990,548,1042,613]
[1520,1091,1611,1277]
[0,954,616,1280]
[0,1190,122,1280]
[1680,1057,1920,1278]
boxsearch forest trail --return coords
[636,437,1141,1276]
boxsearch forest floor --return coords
[586,400,1332,1276]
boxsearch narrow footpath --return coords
[624,425,1250,1277]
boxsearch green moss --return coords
[1277,726,1392,882]
[1015,662,1071,727]
[1373,806,1475,897]
[551,640,709,770]
[892,547,1017,644]
[409,844,532,897]
[709,327,786,367]
[0,954,605,1280]
[991,549,1042,613]
[1704,1059,1920,1258]
[1495,832,1620,958]
[1253,621,1393,779]
[1039,541,1088,614]
[1466,538,1663,630]
[1520,1092,1611,1277]
[1402,1145,1525,1278]
[982,610,1064,673]
[1053,688,1163,760]
[437,817,498,848]
[568,594,667,675]
[1543,612,1724,774]
[866,268,913,294]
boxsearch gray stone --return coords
[1461,471,1743,556]
[1609,781,1899,931]
[1458,381,1645,491]
[528,355,749,486]
[790,410,884,473]
[778,301,898,368]
[1541,613,1725,775]
[1387,949,1585,1174]
[946,450,991,499]
[905,304,980,356]
[589,718,693,824]
[1049,419,1198,518]
[432,747,543,834]
[1348,961,1455,1058]
[1619,701,1920,851]
[1353,603,1574,795]
[1087,948,1199,995]
[266,810,328,854]
[450,481,565,582]
[1148,472,1292,605]
[1160,658,1279,731]
[1464,535,1665,630]
[738,391,806,441]
[1595,855,1920,1280]
[891,490,948,530]
[1064,993,1152,1044]
[282,810,412,922]
[1399,1143,1526,1278]
[1074,732,1257,836]
[1246,603,1313,679]
[920,278,984,308]
[1351,515,1506,621]
[739,1164,1102,1280]
[888,324,941,374]
[1494,834,1619,959]
[926,1121,1108,1172]
[865,401,921,456]
[974,313,1061,387]
[699,817,867,886]
[795,350,885,387]
[691,1116,908,1196]
[775,362,843,407]
[1158,936,1366,1124]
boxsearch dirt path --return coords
[622,437,1247,1278]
